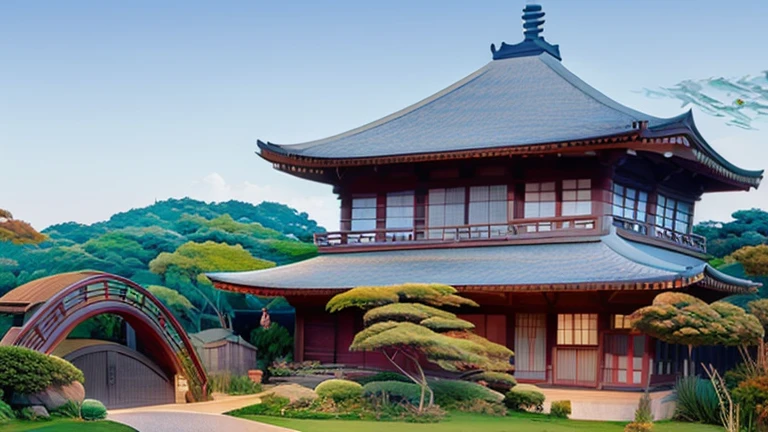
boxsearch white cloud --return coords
[192,172,339,230]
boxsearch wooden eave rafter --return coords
[260,131,759,189]
[211,270,752,299]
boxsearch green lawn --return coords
[2,419,135,432]
[241,411,723,432]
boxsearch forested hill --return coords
[0,198,324,296]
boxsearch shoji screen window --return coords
[350,197,377,232]
[428,187,465,239]
[523,182,556,231]
[557,313,598,346]
[562,179,593,228]
[468,185,508,238]
[386,191,415,241]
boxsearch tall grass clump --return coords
[673,376,721,425]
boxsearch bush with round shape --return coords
[363,380,422,405]
[465,371,517,393]
[550,400,571,418]
[315,379,363,403]
[0,347,84,400]
[428,379,504,407]
[80,399,107,421]
[504,385,545,412]
[354,372,411,386]
[732,374,768,430]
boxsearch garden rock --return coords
[29,405,50,419]
[263,384,318,402]
[12,381,85,411]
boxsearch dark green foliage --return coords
[0,399,13,423]
[0,347,84,399]
[68,314,124,342]
[315,379,364,403]
[550,400,571,418]
[673,376,721,425]
[362,381,422,405]
[465,371,517,393]
[16,406,48,421]
[208,374,262,395]
[695,209,768,258]
[250,324,293,380]
[428,379,504,407]
[51,400,81,419]
[354,372,411,385]
[80,399,107,421]
[504,385,545,412]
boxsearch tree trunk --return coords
[382,350,428,413]
[687,344,693,377]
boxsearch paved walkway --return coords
[109,392,296,432]
[109,411,295,432]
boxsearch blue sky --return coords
[1,0,766,231]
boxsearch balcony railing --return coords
[314,216,599,248]
[612,216,706,253]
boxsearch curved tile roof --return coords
[208,233,757,294]
[260,54,660,159]
[0,271,102,313]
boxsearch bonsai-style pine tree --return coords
[748,299,768,367]
[630,292,764,375]
[326,283,514,411]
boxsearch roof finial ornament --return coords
[491,3,561,61]
[522,4,545,41]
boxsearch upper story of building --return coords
[256,5,763,257]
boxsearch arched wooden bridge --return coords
[0,271,208,401]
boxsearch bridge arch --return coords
[0,271,207,401]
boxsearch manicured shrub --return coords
[429,379,504,407]
[624,422,654,432]
[550,400,571,418]
[451,399,507,416]
[0,347,84,400]
[732,374,768,430]
[673,376,720,425]
[363,380,422,405]
[229,394,290,416]
[634,390,653,424]
[504,384,545,412]
[16,406,48,421]
[465,371,517,393]
[51,400,81,419]
[0,400,13,423]
[315,379,363,403]
[354,371,411,385]
[80,399,107,421]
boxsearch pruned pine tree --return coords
[327,283,514,412]
[630,292,764,375]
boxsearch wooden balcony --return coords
[612,216,706,254]
[314,216,600,251]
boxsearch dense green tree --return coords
[147,285,198,332]
[695,209,768,258]
[327,283,514,411]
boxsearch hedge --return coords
[504,384,545,412]
[354,372,411,386]
[315,379,363,403]
[428,379,504,407]
[0,347,84,399]
[362,380,422,405]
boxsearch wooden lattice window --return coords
[557,313,598,346]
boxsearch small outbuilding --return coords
[190,328,257,375]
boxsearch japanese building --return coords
[209,5,763,389]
